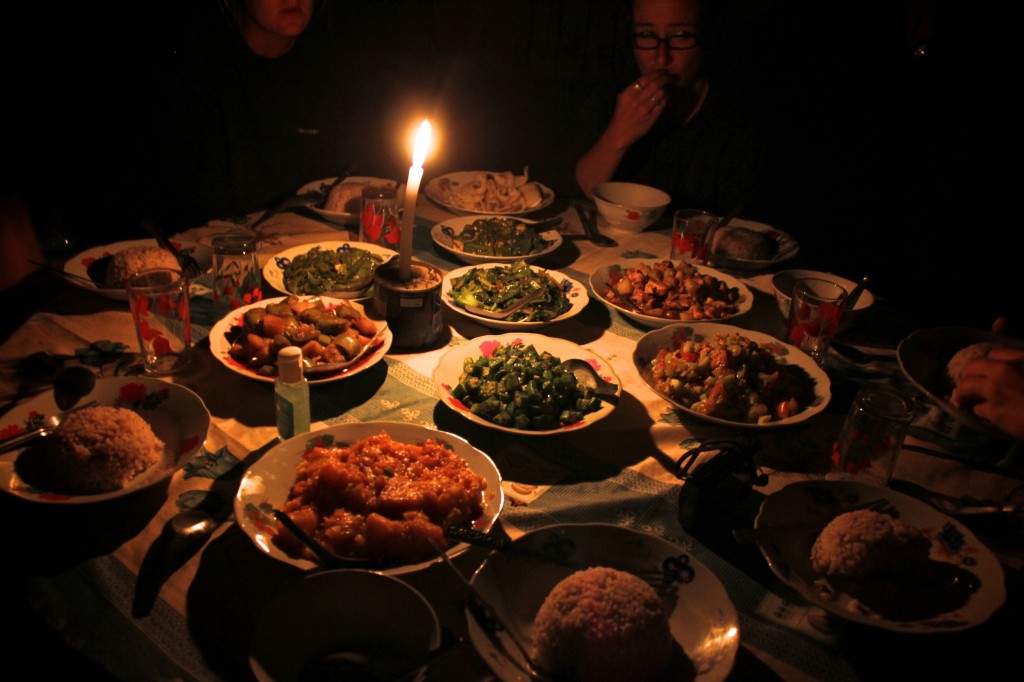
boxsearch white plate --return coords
[207,296,391,385]
[64,238,213,301]
[234,421,504,574]
[467,523,739,682]
[441,263,589,331]
[431,215,563,265]
[424,171,555,216]
[898,326,1024,439]
[754,480,1006,632]
[434,333,620,436]
[633,322,830,428]
[590,259,753,328]
[298,176,405,225]
[262,240,397,299]
[0,376,210,504]
[249,568,441,682]
[706,219,799,271]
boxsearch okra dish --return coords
[451,342,601,430]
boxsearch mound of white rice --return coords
[45,406,163,493]
[810,509,931,579]
[105,246,180,287]
[946,342,994,389]
[531,566,673,682]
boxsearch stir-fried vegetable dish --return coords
[226,296,379,376]
[449,217,550,257]
[603,260,742,320]
[649,331,816,424]
[448,261,570,321]
[451,342,601,430]
[283,245,385,294]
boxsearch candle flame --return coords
[412,120,431,168]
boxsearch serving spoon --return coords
[273,509,383,568]
[559,358,619,400]
[0,399,99,454]
[463,287,546,320]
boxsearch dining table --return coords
[2,186,1022,682]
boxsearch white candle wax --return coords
[399,120,432,280]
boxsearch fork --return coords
[427,538,556,682]
[141,217,204,280]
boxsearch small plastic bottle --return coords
[275,346,310,440]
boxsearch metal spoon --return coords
[273,509,383,568]
[302,324,389,377]
[841,276,869,311]
[133,508,218,617]
[575,203,617,247]
[463,287,546,320]
[559,358,619,399]
[0,399,99,454]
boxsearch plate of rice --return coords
[467,523,739,682]
[297,176,405,225]
[753,480,1006,632]
[0,376,210,504]
[705,219,798,271]
[898,326,1024,439]
[233,421,504,575]
[64,238,213,301]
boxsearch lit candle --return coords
[399,119,432,280]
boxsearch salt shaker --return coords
[275,346,310,441]
[829,383,914,487]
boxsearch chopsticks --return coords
[28,260,96,287]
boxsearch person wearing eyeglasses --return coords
[575,0,769,216]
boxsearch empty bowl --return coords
[771,269,874,330]
[249,569,441,682]
[592,182,671,233]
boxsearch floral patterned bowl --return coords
[0,376,210,504]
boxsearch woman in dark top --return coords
[575,0,770,218]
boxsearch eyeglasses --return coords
[632,31,699,51]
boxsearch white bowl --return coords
[249,569,441,682]
[441,263,590,331]
[592,181,671,232]
[434,333,620,435]
[771,269,874,331]
[0,376,210,504]
[234,421,504,573]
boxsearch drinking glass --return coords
[212,232,262,320]
[670,208,717,261]
[829,384,914,487]
[359,185,401,249]
[126,268,191,375]
[785,277,847,366]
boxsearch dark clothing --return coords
[135,4,364,232]
[613,82,772,221]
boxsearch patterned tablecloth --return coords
[2,197,1021,681]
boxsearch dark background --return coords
[1,0,1008,327]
